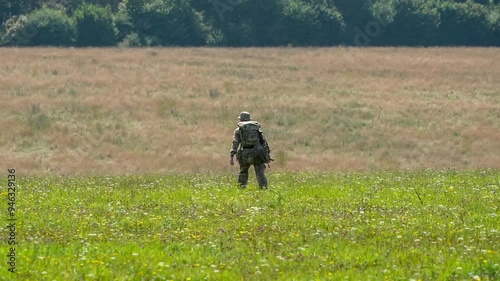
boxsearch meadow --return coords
[0,170,498,280]
[0,47,499,280]
[0,47,499,175]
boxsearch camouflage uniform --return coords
[230,112,271,189]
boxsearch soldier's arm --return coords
[230,128,240,156]
[259,127,271,153]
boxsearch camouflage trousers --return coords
[237,148,268,189]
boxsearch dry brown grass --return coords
[1,47,499,175]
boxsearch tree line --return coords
[1,0,499,47]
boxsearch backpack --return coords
[237,121,272,165]
[238,121,261,148]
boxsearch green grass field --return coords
[1,47,499,280]
[2,170,498,280]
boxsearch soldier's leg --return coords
[254,163,268,189]
[238,164,250,188]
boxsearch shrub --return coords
[74,3,117,46]
[205,28,225,46]
[118,32,142,47]
[4,7,75,46]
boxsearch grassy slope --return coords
[0,170,498,280]
[0,47,499,175]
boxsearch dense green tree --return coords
[242,0,286,46]
[0,0,30,23]
[140,0,206,46]
[113,4,134,43]
[2,7,75,46]
[74,3,117,46]
[437,0,491,45]
[489,4,500,45]
[0,0,14,23]
[1,0,499,47]
[371,0,440,46]
[280,0,345,46]
[36,0,122,14]
[193,0,288,46]
[124,0,144,26]
[334,0,376,45]
[467,0,499,5]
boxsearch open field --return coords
[0,47,499,175]
[0,170,498,280]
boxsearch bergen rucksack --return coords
[238,121,261,147]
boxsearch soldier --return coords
[230,111,271,189]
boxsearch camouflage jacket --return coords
[230,121,270,156]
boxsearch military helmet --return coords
[238,111,251,121]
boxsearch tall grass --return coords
[0,48,499,175]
